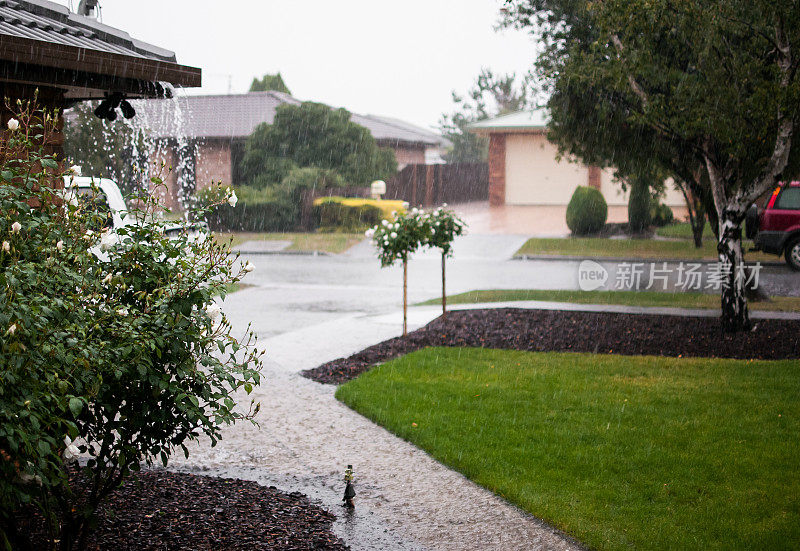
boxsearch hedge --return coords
[200,186,297,232]
[313,198,384,232]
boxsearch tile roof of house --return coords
[0,0,178,62]
[467,109,550,133]
[130,92,449,147]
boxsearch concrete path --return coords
[171,306,580,551]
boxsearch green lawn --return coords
[515,237,776,262]
[418,289,800,312]
[214,232,363,253]
[656,222,715,240]
[337,348,800,551]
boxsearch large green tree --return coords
[249,73,291,94]
[240,101,397,187]
[502,0,800,331]
[439,68,534,162]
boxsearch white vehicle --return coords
[62,175,208,240]
[62,176,129,231]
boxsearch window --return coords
[775,188,800,210]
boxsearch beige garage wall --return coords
[600,171,688,207]
[505,133,588,205]
[504,132,689,211]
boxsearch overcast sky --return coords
[55,0,538,130]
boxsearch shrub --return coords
[651,201,675,227]
[0,105,263,549]
[201,185,296,232]
[316,197,406,219]
[313,199,383,232]
[628,178,652,232]
[281,166,344,192]
[566,186,608,235]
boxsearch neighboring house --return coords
[129,92,449,208]
[468,110,686,222]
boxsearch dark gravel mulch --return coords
[21,471,348,551]
[303,308,800,385]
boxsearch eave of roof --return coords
[467,110,550,135]
[0,0,200,96]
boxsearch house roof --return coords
[468,110,550,134]
[0,0,200,98]
[129,92,449,147]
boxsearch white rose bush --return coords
[0,103,263,550]
[366,205,465,333]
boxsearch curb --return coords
[231,249,331,256]
[512,254,785,267]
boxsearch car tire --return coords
[745,204,759,240]
[785,236,800,271]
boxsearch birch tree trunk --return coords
[717,210,751,332]
[705,157,751,332]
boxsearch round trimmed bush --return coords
[651,201,675,227]
[566,186,608,235]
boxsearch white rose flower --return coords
[243,261,255,273]
[116,308,129,317]
[99,231,118,251]
[6,118,19,131]
[19,473,42,485]
[6,323,17,335]
[228,190,238,207]
[2,241,9,252]
[365,228,375,238]
[390,232,397,239]
[393,223,400,230]
[56,240,64,252]
[412,207,419,214]
[442,203,448,207]
[69,165,82,176]
[63,436,80,462]
[402,202,410,209]
[10,222,21,233]
[205,303,222,321]
[381,220,389,227]
[431,229,436,235]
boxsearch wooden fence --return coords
[385,163,488,207]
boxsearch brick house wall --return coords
[151,147,179,210]
[386,144,426,170]
[195,139,232,190]
[488,134,506,207]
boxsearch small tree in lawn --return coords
[366,209,425,336]
[421,205,466,317]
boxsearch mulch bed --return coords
[21,471,348,551]
[303,308,800,385]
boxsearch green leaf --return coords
[69,397,83,417]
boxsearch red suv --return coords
[747,181,800,270]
